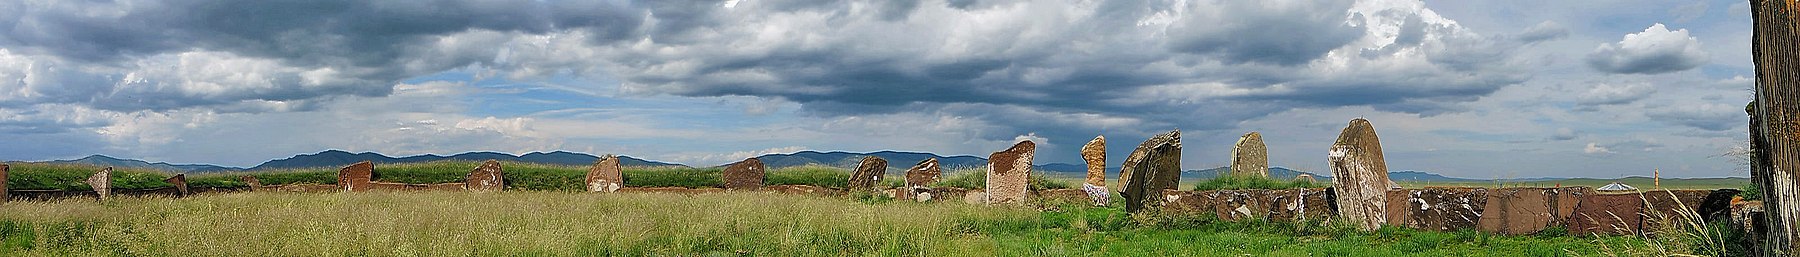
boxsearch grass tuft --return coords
[1190,174,1327,191]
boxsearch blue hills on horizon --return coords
[24,150,1698,182]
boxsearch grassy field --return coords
[0,190,1687,256]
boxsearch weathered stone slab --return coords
[985,140,1035,205]
[1120,130,1181,213]
[1213,189,1270,221]
[164,174,190,197]
[1477,188,1553,235]
[1641,189,1711,231]
[1571,193,1644,235]
[1549,186,1594,227]
[1034,189,1092,204]
[1160,190,1216,215]
[586,155,624,193]
[617,187,726,194]
[848,156,887,192]
[338,161,373,192]
[722,158,765,190]
[1329,118,1390,230]
[1080,135,1110,206]
[1385,189,1412,227]
[85,167,111,200]
[1700,189,1743,223]
[899,158,941,201]
[1271,188,1334,222]
[1403,187,1486,231]
[464,160,505,191]
[241,176,263,191]
[1230,131,1269,177]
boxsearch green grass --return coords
[1,162,177,191]
[9,161,895,191]
[1190,174,1327,191]
[0,191,1676,256]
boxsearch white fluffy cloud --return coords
[1586,23,1709,74]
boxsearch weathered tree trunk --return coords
[1751,0,1800,255]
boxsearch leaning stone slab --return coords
[1329,118,1390,231]
[1477,188,1553,235]
[164,174,190,197]
[899,158,942,201]
[722,158,766,190]
[586,155,624,192]
[85,167,112,200]
[1080,135,1110,206]
[1571,193,1645,235]
[1230,131,1269,177]
[338,161,374,192]
[985,141,1035,205]
[1404,187,1487,232]
[1120,130,1182,213]
[464,160,504,191]
[848,156,887,192]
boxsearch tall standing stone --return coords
[985,140,1035,205]
[164,174,190,197]
[900,158,941,201]
[722,158,765,190]
[1750,0,1800,252]
[338,161,373,192]
[1119,130,1181,213]
[1329,118,1390,231]
[464,160,504,191]
[586,155,624,192]
[848,156,887,192]
[241,176,262,191]
[85,167,111,200]
[1080,135,1111,206]
[1230,131,1270,177]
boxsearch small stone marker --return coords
[1119,130,1181,213]
[85,167,111,200]
[586,155,624,192]
[901,158,941,201]
[241,176,263,191]
[1080,135,1110,206]
[722,158,765,190]
[985,140,1035,205]
[1329,118,1390,231]
[164,174,190,197]
[1,163,8,201]
[848,156,887,192]
[338,161,373,192]
[1230,131,1269,177]
[464,160,504,191]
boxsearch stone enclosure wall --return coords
[1161,187,1738,236]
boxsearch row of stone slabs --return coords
[1160,187,1741,236]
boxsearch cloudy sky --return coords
[0,0,1758,178]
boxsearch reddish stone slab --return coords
[1269,188,1333,222]
[848,156,887,192]
[586,155,624,192]
[464,160,505,191]
[899,158,942,201]
[338,161,373,192]
[1404,187,1487,231]
[1159,190,1217,215]
[164,174,190,197]
[986,140,1035,205]
[1641,189,1711,231]
[1477,188,1554,235]
[1120,130,1181,212]
[1385,189,1413,228]
[721,158,766,190]
[1549,187,1594,227]
[1571,193,1645,235]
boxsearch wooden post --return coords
[1751,0,1800,254]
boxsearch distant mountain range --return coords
[40,150,685,173]
[30,150,1556,183]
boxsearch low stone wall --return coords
[1156,187,1736,236]
[1160,188,1332,222]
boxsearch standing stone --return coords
[848,156,887,192]
[900,158,941,201]
[1329,118,1390,231]
[1,163,8,201]
[722,158,765,190]
[985,140,1035,205]
[164,174,190,197]
[586,155,624,192]
[464,160,504,191]
[338,161,373,192]
[1749,0,1800,252]
[1119,130,1182,213]
[1080,135,1111,206]
[85,167,111,200]
[241,176,263,191]
[1230,132,1270,177]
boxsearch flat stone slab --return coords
[164,174,190,196]
[586,155,624,193]
[1404,187,1487,232]
[1385,189,1412,227]
[900,158,942,201]
[1120,130,1181,212]
[848,156,887,192]
[1477,188,1554,235]
[1550,187,1594,227]
[464,160,504,191]
[1640,189,1711,230]
[338,161,374,192]
[1229,131,1269,177]
[1571,193,1645,235]
[985,141,1035,205]
[722,158,766,190]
